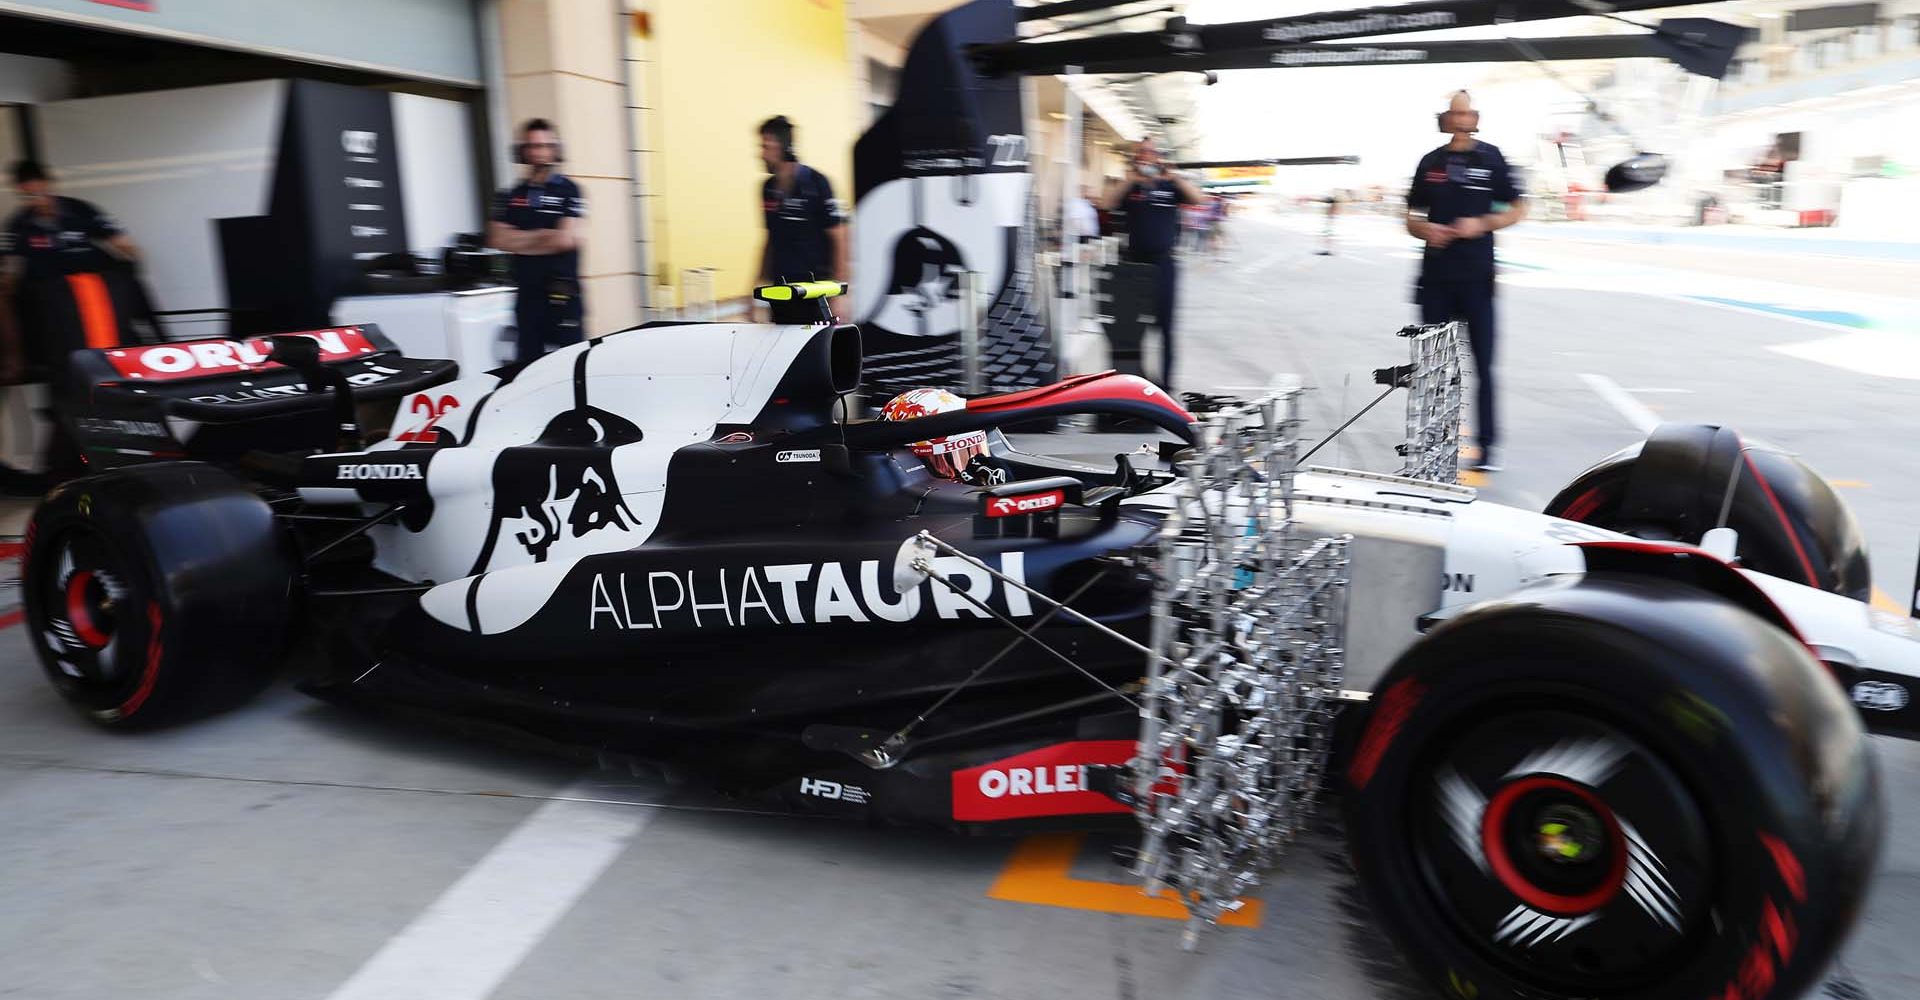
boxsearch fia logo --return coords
[341,131,379,157]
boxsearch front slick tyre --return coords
[22,463,295,728]
[1343,578,1880,1000]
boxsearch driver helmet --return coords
[880,387,991,482]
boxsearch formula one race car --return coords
[19,285,1908,1000]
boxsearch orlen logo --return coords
[979,763,1087,797]
[951,740,1134,822]
[105,328,376,382]
[986,490,1063,518]
[337,463,424,481]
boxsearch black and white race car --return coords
[18,284,1910,1000]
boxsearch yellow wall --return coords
[641,0,857,304]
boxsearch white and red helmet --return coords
[880,387,991,481]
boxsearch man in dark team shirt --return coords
[1108,139,1202,391]
[488,118,585,364]
[757,115,847,320]
[0,160,144,494]
[1406,90,1527,473]
[1,160,141,383]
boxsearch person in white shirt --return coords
[1065,186,1099,244]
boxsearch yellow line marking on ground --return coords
[1872,587,1904,615]
[1459,470,1488,488]
[987,833,1263,927]
[1828,480,1869,489]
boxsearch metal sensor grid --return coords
[1133,390,1351,945]
[1399,322,1465,484]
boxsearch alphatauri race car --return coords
[20,283,1911,1000]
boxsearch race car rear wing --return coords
[68,324,456,422]
[63,324,457,465]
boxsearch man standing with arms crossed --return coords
[1406,90,1527,472]
[488,118,585,364]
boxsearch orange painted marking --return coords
[65,272,121,348]
[1872,587,1904,616]
[1828,480,1868,489]
[987,832,1263,927]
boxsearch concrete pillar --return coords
[497,0,645,335]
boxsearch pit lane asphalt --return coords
[0,211,1915,999]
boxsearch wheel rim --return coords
[1416,710,1712,991]
[63,570,116,650]
[33,525,156,718]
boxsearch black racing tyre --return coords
[22,463,297,727]
[1545,425,1871,601]
[1343,577,1880,1000]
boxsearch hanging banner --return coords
[851,0,1055,400]
[970,0,1707,76]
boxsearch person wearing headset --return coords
[487,118,585,363]
[1406,90,1527,473]
[757,115,847,320]
[1108,138,1202,393]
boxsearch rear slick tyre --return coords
[22,463,296,728]
[1343,578,1880,1000]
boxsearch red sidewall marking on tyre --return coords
[0,539,21,631]
[115,602,164,719]
[1559,486,1607,522]
[1480,775,1628,916]
[1757,831,1807,903]
[1742,452,1822,589]
[1349,677,1425,789]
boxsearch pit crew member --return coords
[1108,139,1202,392]
[1405,90,1527,473]
[757,115,848,322]
[488,118,585,364]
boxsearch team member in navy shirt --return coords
[757,116,847,320]
[1,160,141,382]
[488,119,585,364]
[1109,139,1202,391]
[0,160,144,493]
[1406,91,1527,472]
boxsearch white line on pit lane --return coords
[1237,248,1290,277]
[1578,373,1659,434]
[324,780,655,1000]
